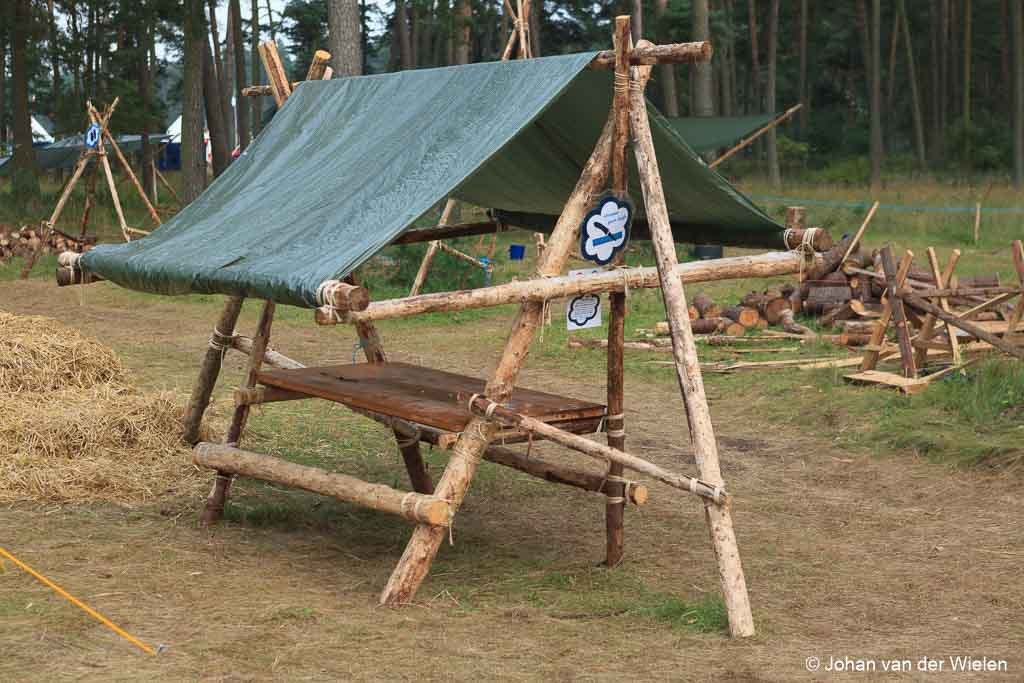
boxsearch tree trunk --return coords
[328,0,363,77]
[48,0,60,111]
[765,0,780,188]
[529,0,542,57]
[230,0,250,151]
[798,0,808,134]
[0,9,8,149]
[139,14,154,202]
[869,0,883,192]
[207,0,233,153]
[11,0,40,200]
[693,0,713,121]
[632,0,643,43]
[250,0,261,137]
[748,0,760,116]
[898,0,927,170]
[962,0,971,165]
[183,0,207,203]
[395,0,414,69]
[202,38,230,178]
[1014,0,1024,188]
[654,0,679,116]
[929,0,942,159]
[454,0,471,65]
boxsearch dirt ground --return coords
[2,279,1022,681]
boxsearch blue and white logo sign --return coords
[565,268,602,331]
[84,124,102,149]
[580,194,632,265]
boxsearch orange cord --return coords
[0,545,157,655]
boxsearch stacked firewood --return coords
[0,225,95,262]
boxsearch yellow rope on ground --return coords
[0,545,160,655]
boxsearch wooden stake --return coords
[1005,240,1024,344]
[899,291,1024,360]
[605,291,627,567]
[306,50,331,80]
[628,53,754,638]
[379,109,618,608]
[973,202,982,244]
[182,296,246,444]
[258,41,292,107]
[201,300,275,525]
[611,16,632,198]
[912,248,960,368]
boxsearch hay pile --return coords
[0,312,215,505]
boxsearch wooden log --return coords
[840,332,873,346]
[785,206,806,231]
[898,286,1019,299]
[182,297,246,444]
[379,98,619,608]
[409,199,457,297]
[392,220,502,245]
[628,57,754,638]
[758,295,791,325]
[193,443,450,525]
[722,305,760,328]
[842,320,878,335]
[314,280,371,312]
[859,258,915,370]
[879,247,917,377]
[1004,240,1024,344]
[258,41,292,107]
[484,445,648,505]
[234,386,307,405]
[230,334,304,370]
[610,16,632,198]
[691,318,729,334]
[467,397,727,504]
[202,300,275,525]
[693,293,722,319]
[590,40,712,68]
[55,264,103,286]
[899,291,1024,360]
[569,337,673,353]
[803,236,854,282]
[90,104,161,228]
[605,289,627,567]
[437,240,489,270]
[782,227,835,252]
[305,49,331,80]
[336,251,826,325]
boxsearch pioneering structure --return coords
[59,24,833,638]
[21,99,165,279]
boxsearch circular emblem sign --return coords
[84,124,102,149]
[580,193,632,265]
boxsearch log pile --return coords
[0,225,95,262]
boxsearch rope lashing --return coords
[400,491,432,522]
[315,280,347,324]
[613,71,630,95]
[605,411,625,438]
[396,428,421,449]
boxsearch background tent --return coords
[0,134,171,176]
[31,115,55,145]
[665,114,775,155]
[82,53,783,309]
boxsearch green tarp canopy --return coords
[0,134,171,176]
[666,114,775,154]
[82,53,783,309]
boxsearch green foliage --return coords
[281,0,328,77]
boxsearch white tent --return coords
[166,115,211,163]
[31,116,54,144]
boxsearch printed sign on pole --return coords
[566,268,602,331]
[579,193,632,265]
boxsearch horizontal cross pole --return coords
[320,250,821,325]
[466,396,727,504]
[898,291,1024,360]
[391,221,505,244]
[897,286,1021,299]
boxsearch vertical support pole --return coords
[347,273,434,494]
[257,41,292,107]
[18,151,93,279]
[380,112,617,607]
[97,142,131,242]
[201,300,275,525]
[879,246,918,377]
[183,296,246,444]
[628,49,755,638]
[79,158,101,239]
[605,291,626,567]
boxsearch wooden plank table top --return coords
[256,362,607,433]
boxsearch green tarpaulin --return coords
[666,114,775,154]
[82,53,782,309]
[0,134,171,176]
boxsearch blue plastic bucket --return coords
[509,244,526,260]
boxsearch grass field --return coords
[1,172,1022,679]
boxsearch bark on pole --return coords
[230,0,250,151]
[182,296,245,445]
[379,107,618,609]
[628,53,755,638]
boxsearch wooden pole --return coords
[201,300,276,525]
[1005,240,1024,344]
[154,165,181,204]
[410,199,457,297]
[605,291,627,566]
[305,49,331,80]
[87,102,162,228]
[257,41,292,107]
[879,246,918,377]
[840,200,881,265]
[926,248,961,365]
[194,443,451,525]
[182,297,246,444]
[913,248,961,369]
[628,51,754,637]
[379,106,619,608]
[709,103,802,169]
[330,251,825,325]
[899,291,1024,360]
[860,251,914,371]
[467,397,727,503]
[973,202,982,244]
